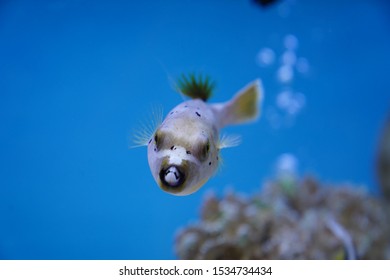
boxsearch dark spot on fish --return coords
[148,139,152,144]
[170,111,174,115]
[154,148,157,152]
[186,150,191,155]
[170,145,175,150]
[209,162,212,166]
[195,112,201,117]
[184,105,188,108]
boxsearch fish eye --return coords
[154,130,163,150]
[199,140,210,162]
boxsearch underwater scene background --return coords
[1,0,390,259]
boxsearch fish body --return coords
[141,77,262,196]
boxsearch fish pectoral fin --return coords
[219,134,242,149]
[130,105,163,148]
[214,79,263,127]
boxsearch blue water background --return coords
[1,0,389,259]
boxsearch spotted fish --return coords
[135,74,263,196]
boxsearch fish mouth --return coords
[159,165,186,192]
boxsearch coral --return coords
[174,176,390,259]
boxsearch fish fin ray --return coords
[219,134,242,149]
[130,105,163,148]
[175,73,215,101]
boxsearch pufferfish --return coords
[134,74,263,196]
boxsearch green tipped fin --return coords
[176,73,215,101]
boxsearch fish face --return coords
[147,123,218,196]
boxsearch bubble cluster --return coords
[256,34,310,128]
[277,34,309,84]
[276,90,306,115]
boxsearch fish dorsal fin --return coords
[176,73,215,101]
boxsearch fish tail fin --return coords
[175,73,215,101]
[212,79,263,128]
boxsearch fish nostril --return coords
[159,165,185,188]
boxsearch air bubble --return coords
[284,34,299,50]
[296,57,310,74]
[276,91,306,115]
[256,48,275,67]
[276,153,298,175]
[277,65,294,83]
[281,50,297,66]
